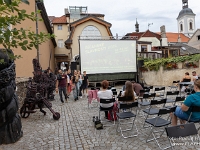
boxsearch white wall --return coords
[139,37,160,47]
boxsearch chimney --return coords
[160,25,166,38]
[178,34,182,42]
[65,8,69,14]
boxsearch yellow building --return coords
[50,6,112,70]
[0,1,57,77]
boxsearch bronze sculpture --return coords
[20,59,60,120]
[0,49,23,144]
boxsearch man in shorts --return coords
[82,71,89,96]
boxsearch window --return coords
[189,22,193,30]
[197,35,200,41]
[57,39,64,48]
[141,45,147,52]
[180,24,183,31]
[57,25,62,30]
[80,25,101,39]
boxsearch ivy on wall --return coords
[142,54,200,71]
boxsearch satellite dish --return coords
[181,47,186,51]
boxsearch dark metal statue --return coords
[20,59,60,120]
[0,49,23,144]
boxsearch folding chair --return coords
[111,88,116,92]
[164,96,185,109]
[145,106,177,150]
[187,106,200,131]
[165,123,199,150]
[142,98,167,128]
[154,87,165,98]
[138,93,156,118]
[88,89,99,108]
[165,91,179,104]
[144,86,153,92]
[99,98,116,125]
[118,96,134,112]
[138,88,150,99]
[116,102,138,138]
[138,93,156,106]
[168,80,179,91]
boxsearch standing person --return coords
[82,71,89,96]
[77,70,83,98]
[56,70,68,103]
[67,69,72,96]
[64,70,70,98]
[192,71,198,81]
[73,70,79,101]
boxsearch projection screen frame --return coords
[78,38,138,75]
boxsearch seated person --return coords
[97,80,114,119]
[121,81,137,101]
[181,72,191,82]
[131,81,144,96]
[172,80,200,126]
[180,72,191,91]
[192,71,198,81]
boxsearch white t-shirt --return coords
[97,90,113,108]
[193,75,198,80]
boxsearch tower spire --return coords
[135,18,139,32]
[182,0,188,9]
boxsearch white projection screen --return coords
[80,40,137,74]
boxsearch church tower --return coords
[135,18,139,32]
[177,0,196,37]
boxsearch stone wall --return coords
[16,77,29,109]
[142,61,200,86]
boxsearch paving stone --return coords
[0,85,197,150]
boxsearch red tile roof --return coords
[48,16,55,22]
[126,30,161,40]
[157,32,190,43]
[125,32,144,39]
[52,15,67,24]
[142,30,161,40]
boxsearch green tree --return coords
[0,0,53,62]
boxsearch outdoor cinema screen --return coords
[80,40,137,74]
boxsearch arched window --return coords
[80,25,101,39]
[180,24,183,31]
[189,22,193,30]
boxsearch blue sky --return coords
[44,0,200,36]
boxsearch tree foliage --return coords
[0,0,53,62]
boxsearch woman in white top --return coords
[97,80,113,119]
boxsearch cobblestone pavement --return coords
[0,86,200,150]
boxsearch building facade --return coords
[0,1,56,77]
[50,6,112,70]
[177,0,196,37]
[188,29,200,50]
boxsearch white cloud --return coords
[44,0,200,36]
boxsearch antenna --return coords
[148,23,153,29]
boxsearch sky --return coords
[44,0,200,36]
